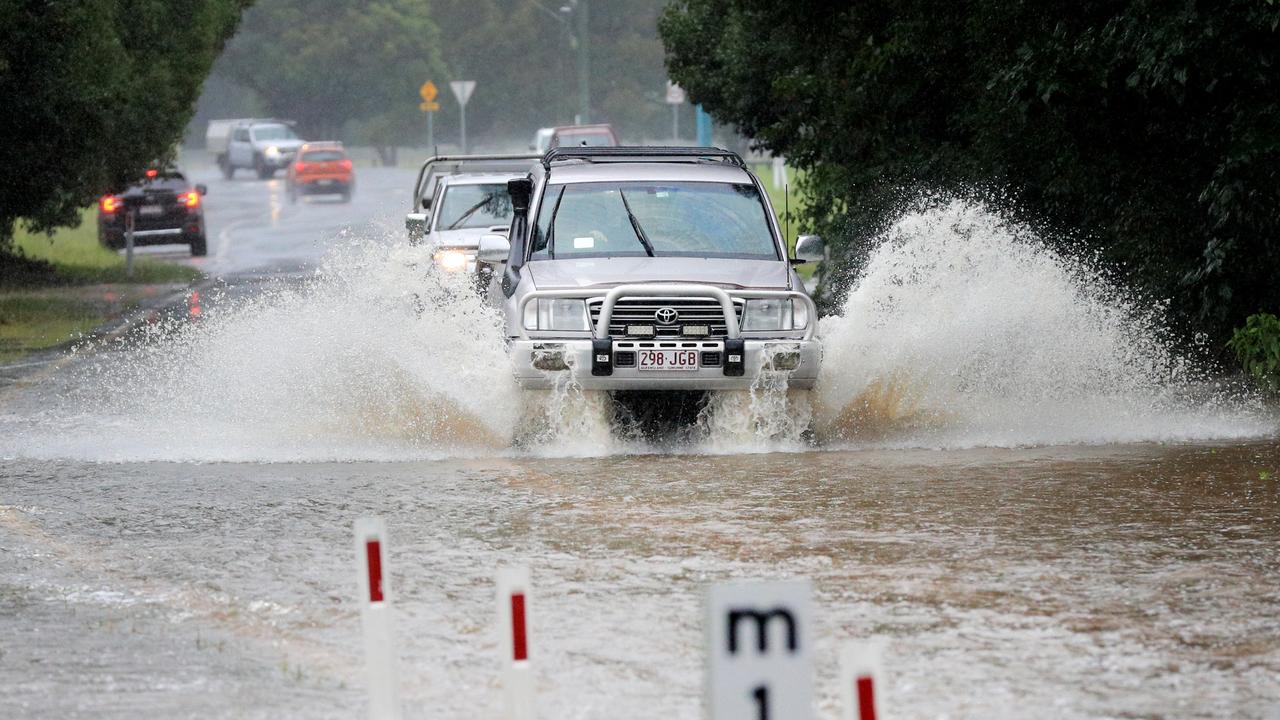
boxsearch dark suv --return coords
[98,169,209,256]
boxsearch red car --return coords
[286,142,354,203]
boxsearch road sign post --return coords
[354,518,402,720]
[496,567,534,720]
[706,580,814,720]
[124,208,136,279]
[419,81,440,150]
[666,81,686,142]
[450,80,476,154]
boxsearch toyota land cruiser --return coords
[475,147,825,391]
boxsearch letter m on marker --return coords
[727,607,798,654]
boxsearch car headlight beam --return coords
[433,249,470,272]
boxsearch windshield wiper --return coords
[545,185,567,259]
[617,189,656,257]
[446,194,497,230]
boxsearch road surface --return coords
[0,170,1277,719]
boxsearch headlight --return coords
[433,249,470,272]
[741,298,794,331]
[524,298,591,332]
[265,146,280,158]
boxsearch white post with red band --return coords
[354,517,402,720]
[496,566,534,720]
[839,641,886,720]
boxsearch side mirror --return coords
[477,233,511,264]
[405,213,429,243]
[794,234,826,263]
[195,184,208,196]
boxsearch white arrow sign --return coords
[450,80,476,107]
[707,580,814,720]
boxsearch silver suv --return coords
[476,147,825,391]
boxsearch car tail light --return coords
[179,191,200,208]
[145,168,158,178]
[339,159,352,172]
[100,195,122,213]
[294,161,307,174]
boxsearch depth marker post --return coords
[354,517,403,720]
[496,566,534,720]
[839,641,886,720]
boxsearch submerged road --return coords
[0,165,1278,719]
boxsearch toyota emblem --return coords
[654,307,679,325]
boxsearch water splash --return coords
[812,200,1272,447]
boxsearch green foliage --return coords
[1227,313,1280,393]
[215,0,449,147]
[210,0,680,145]
[0,0,249,254]
[660,0,1280,339]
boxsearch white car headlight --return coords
[524,298,591,332]
[264,145,280,158]
[433,249,470,272]
[741,298,795,331]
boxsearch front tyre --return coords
[190,235,208,257]
[254,155,274,179]
[218,155,234,180]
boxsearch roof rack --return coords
[411,153,540,211]
[541,146,746,170]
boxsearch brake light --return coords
[100,195,121,213]
[339,159,352,172]
[145,168,158,178]
[179,191,200,208]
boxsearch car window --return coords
[252,124,297,141]
[435,183,514,230]
[301,150,345,162]
[234,128,249,141]
[529,181,778,260]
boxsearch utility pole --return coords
[575,0,590,124]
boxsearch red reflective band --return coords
[856,675,876,720]
[511,593,527,661]
[366,540,384,603]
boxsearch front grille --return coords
[588,297,744,338]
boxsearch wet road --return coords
[1,172,1278,718]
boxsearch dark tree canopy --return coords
[0,0,249,249]
[661,0,1280,338]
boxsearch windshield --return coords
[435,183,514,230]
[554,131,615,147]
[529,181,778,260]
[300,150,345,161]
[253,124,297,141]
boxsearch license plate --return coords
[139,205,163,216]
[637,349,699,371]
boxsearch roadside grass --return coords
[0,208,201,362]
[13,208,200,285]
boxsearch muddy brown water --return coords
[1,441,1276,718]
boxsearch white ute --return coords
[477,146,826,391]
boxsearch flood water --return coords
[0,183,1277,717]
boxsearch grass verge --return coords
[1,208,201,362]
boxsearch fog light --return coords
[766,350,802,371]
[531,344,570,371]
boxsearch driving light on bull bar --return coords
[524,298,591,332]
[433,249,469,272]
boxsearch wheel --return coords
[254,155,274,179]
[190,235,208,257]
[218,155,234,180]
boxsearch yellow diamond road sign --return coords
[419,80,438,103]
[419,100,440,113]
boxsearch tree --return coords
[0,0,249,255]
[660,0,1280,339]
[213,0,449,159]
